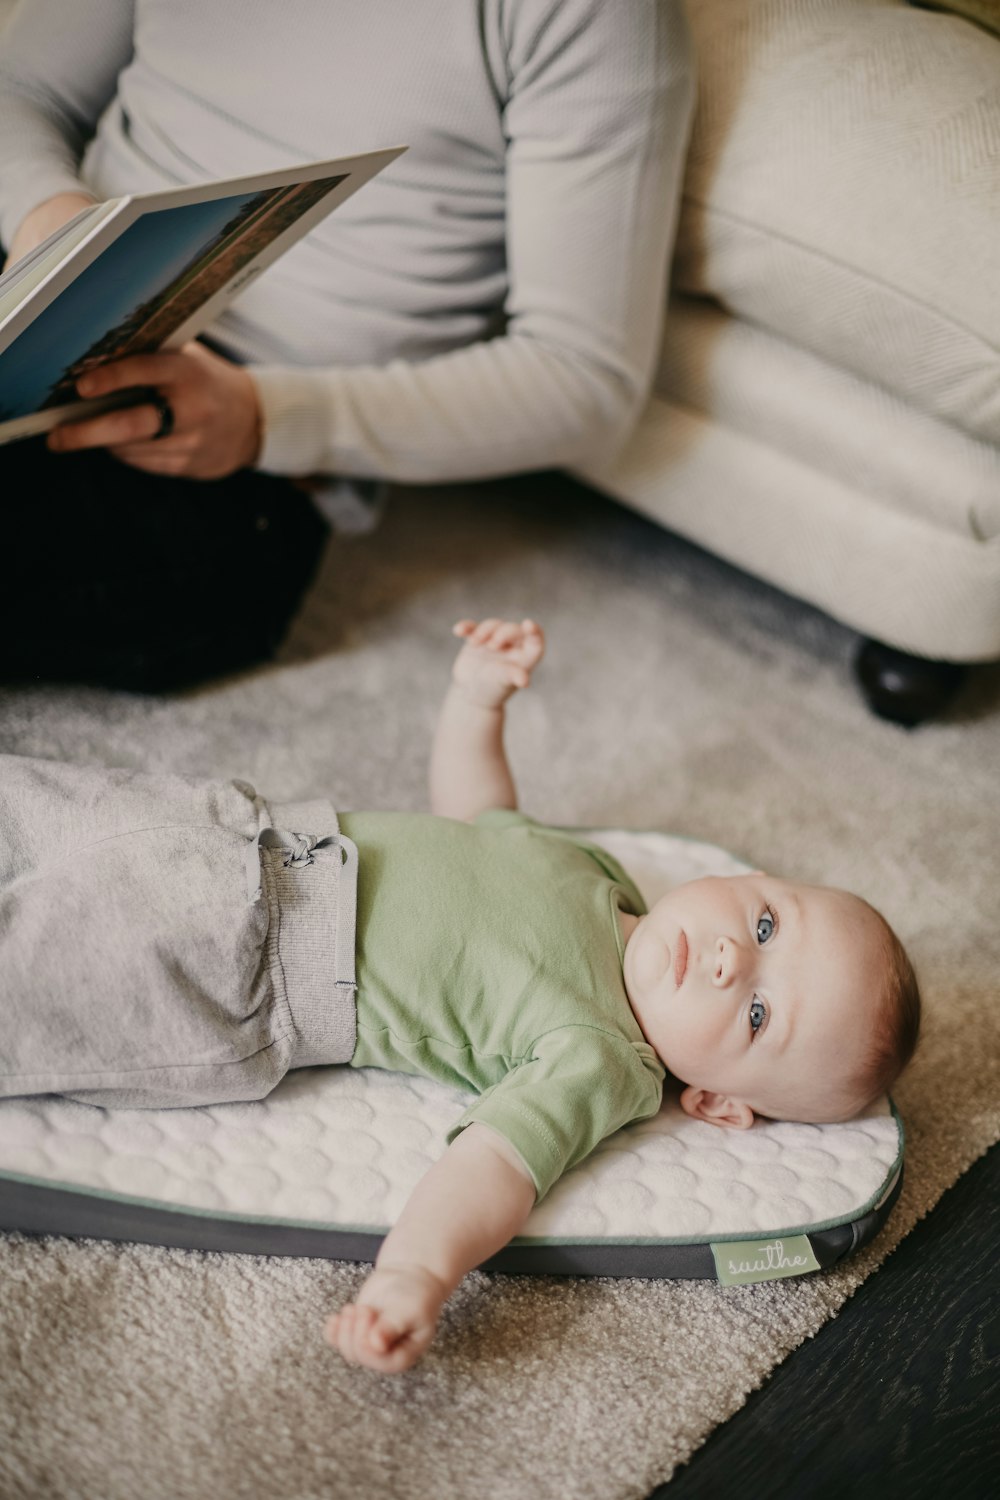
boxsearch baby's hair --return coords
[856,900,921,1107]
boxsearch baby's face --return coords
[621,873,884,1126]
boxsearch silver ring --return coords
[149,391,175,441]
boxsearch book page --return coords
[0,204,110,324]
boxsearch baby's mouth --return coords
[674,930,688,988]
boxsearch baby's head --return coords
[621,872,920,1128]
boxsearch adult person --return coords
[0,0,695,690]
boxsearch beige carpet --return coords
[1,477,998,1500]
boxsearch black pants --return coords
[2,437,329,691]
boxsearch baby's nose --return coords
[713,937,746,987]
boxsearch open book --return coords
[0,146,405,446]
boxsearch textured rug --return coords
[1,476,998,1500]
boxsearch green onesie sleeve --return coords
[447,1025,663,1200]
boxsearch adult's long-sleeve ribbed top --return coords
[0,0,694,483]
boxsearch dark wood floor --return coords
[651,1142,1000,1500]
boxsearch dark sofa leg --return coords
[853,639,966,727]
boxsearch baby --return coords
[325,618,920,1371]
[0,618,920,1375]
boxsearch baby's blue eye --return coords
[749,997,767,1036]
[756,909,775,944]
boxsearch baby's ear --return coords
[679,1086,755,1131]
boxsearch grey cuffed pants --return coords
[0,756,358,1108]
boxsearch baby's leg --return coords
[0,756,355,1108]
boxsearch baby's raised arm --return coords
[429,618,545,822]
[326,1123,536,1373]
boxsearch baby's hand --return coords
[325,1265,448,1374]
[451,617,545,710]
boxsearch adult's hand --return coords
[47,342,264,480]
[4,191,98,270]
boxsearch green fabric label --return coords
[711,1235,820,1285]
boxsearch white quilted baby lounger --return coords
[0,831,904,1288]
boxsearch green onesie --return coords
[341,809,665,1199]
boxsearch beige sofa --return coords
[579,0,1000,722]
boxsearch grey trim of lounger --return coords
[0,1164,903,1279]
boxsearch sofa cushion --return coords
[658,295,1000,541]
[577,378,1000,661]
[674,0,1000,445]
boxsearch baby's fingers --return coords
[496,621,531,652]
[452,618,514,649]
[468,618,503,646]
[328,1305,430,1373]
[367,1310,401,1355]
[329,1302,381,1363]
[326,1301,367,1364]
[452,618,541,654]
[367,1312,436,1373]
[513,619,544,665]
